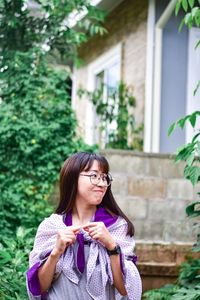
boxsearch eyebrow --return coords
[88,170,106,174]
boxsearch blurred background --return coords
[0,0,199,299]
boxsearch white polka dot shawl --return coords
[27,212,142,300]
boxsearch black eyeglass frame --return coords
[79,173,113,187]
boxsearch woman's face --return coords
[76,160,108,207]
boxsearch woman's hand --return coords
[83,222,116,250]
[38,226,80,293]
[51,226,81,257]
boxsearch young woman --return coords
[27,152,142,300]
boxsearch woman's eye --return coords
[91,174,98,179]
[102,175,107,181]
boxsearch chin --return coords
[91,198,103,205]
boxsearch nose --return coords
[96,176,106,187]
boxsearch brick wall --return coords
[73,0,148,138]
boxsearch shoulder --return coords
[37,213,65,232]
[109,216,128,232]
[110,217,136,250]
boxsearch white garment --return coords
[27,213,142,300]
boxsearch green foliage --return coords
[178,258,200,286]
[168,114,200,216]
[0,0,104,298]
[78,82,143,150]
[175,0,200,31]
[143,284,179,300]
[144,259,200,299]
[167,113,200,186]
[169,0,200,245]
[168,111,200,138]
[0,227,34,300]
[0,0,106,62]
[0,48,77,234]
[145,1,200,299]
[0,48,95,297]
[144,286,200,300]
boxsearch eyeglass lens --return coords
[91,174,111,186]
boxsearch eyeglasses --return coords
[80,173,112,187]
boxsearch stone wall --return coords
[137,242,198,291]
[102,149,196,243]
[101,149,197,291]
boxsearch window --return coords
[94,61,120,147]
[86,44,121,146]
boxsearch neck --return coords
[72,203,97,226]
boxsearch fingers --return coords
[57,229,78,247]
[70,225,82,234]
[83,222,107,242]
[83,222,100,229]
[58,232,76,245]
[83,222,105,233]
[58,226,81,236]
[89,227,100,237]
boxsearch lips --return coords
[93,190,104,193]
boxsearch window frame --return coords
[86,43,122,145]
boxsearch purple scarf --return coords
[27,207,118,298]
[64,207,118,273]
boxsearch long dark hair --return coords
[55,152,134,236]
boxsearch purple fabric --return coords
[27,263,48,299]
[63,207,118,274]
[63,207,118,227]
[27,213,142,300]
[76,233,85,273]
[27,207,118,296]
[27,262,41,296]
[120,254,138,275]
[26,252,50,297]
[131,254,138,264]
[94,207,118,227]
[64,211,72,226]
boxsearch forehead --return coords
[84,159,107,173]
[87,160,101,171]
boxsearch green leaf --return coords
[186,152,195,166]
[0,251,12,265]
[191,132,200,143]
[194,80,200,95]
[191,7,199,19]
[175,2,181,16]
[192,234,200,251]
[184,166,200,186]
[189,113,197,128]
[185,13,194,27]
[186,201,200,217]
[197,141,200,156]
[178,18,185,31]
[168,122,177,136]
[188,0,195,8]
[177,115,189,129]
[182,0,188,12]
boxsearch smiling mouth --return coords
[94,190,104,193]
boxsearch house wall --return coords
[73,0,148,140]
[157,1,188,153]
